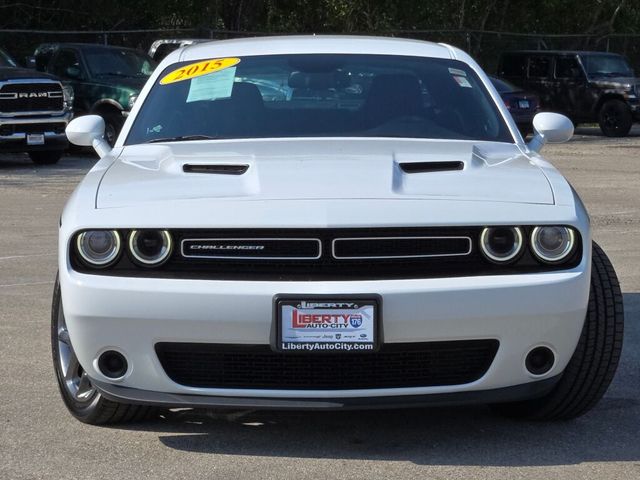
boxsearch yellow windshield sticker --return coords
[160,58,241,85]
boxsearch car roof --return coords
[150,38,208,45]
[503,50,624,57]
[177,35,455,62]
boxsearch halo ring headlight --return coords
[128,229,173,266]
[480,226,524,263]
[76,230,121,267]
[531,226,576,263]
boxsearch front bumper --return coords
[60,254,590,406]
[94,375,561,410]
[0,112,71,152]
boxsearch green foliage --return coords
[2,0,639,72]
[1,0,638,34]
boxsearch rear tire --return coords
[598,99,633,137]
[493,242,624,420]
[29,150,62,165]
[51,275,157,425]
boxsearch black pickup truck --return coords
[498,50,640,137]
[0,47,73,164]
[33,43,155,145]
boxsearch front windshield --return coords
[0,49,17,67]
[85,48,156,78]
[582,54,633,78]
[126,54,513,145]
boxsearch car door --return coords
[498,53,527,89]
[553,55,588,120]
[525,55,554,110]
[49,48,90,113]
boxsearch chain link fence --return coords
[1,28,639,74]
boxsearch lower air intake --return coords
[155,340,499,390]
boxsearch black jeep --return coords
[498,50,640,136]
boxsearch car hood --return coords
[96,139,553,209]
[589,76,639,88]
[0,67,60,82]
[92,75,148,91]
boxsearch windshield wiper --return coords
[95,72,142,78]
[146,135,219,144]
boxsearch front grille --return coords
[71,227,583,280]
[0,122,66,136]
[0,82,63,113]
[155,340,499,390]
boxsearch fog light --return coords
[525,346,555,376]
[531,226,576,263]
[76,230,121,267]
[479,226,523,263]
[98,350,128,379]
[128,229,172,266]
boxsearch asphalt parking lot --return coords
[1,127,639,479]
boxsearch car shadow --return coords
[116,292,640,467]
[0,152,96,187]
[573,125,640,139]
[0,151,96,170]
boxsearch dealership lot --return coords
[1,127,639,479]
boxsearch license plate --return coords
[518,100,530,109]
[27,134,45,145]
[276,297,379,353]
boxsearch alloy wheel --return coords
[56,307,96,402]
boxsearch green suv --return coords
[33,43,156,145]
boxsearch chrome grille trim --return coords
[180,238,322,260]
[332,236,473,260]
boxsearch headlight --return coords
[62,84,74,109]
[531,226,576,263]
[128,230,172,266]
[480,226,523,263]
[76,230,121,267]
[623,84,637,100]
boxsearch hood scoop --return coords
[183,164,249,175]
[399,161,464,173]
[97,140,554,209]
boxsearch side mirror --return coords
[24,56,36,69]
[65,115,111,158]
[65,66,82,79]
[528,112,574,153]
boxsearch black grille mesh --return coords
[155,340,499,390]
[0,122,66,135]
[333,236,470,258]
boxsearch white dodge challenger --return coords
[54,36,624,424]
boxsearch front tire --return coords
[598,99,633,137]
[51,276,156,424]
[493,242,624,420]
[29,150,62,165]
